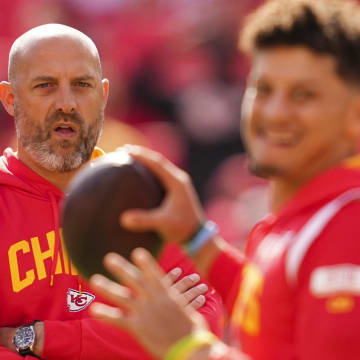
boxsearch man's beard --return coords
[14,106,104,172]
[247,155,283,179]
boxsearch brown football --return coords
[61,151,165,280]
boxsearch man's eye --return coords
[292,89,315,102]
[75,82,91,87]
[256,84,271,97]
[35,83,51,89]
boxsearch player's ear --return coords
[0,81,15,117]
[102,79,109,108]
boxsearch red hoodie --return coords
[0,148,223,360]
[209,156,360,360]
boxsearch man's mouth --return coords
[265,131,295,145]
[52,122,78,138]
[257,129,299,147]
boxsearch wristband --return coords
[164,331,218,360]
[185,221,219,256]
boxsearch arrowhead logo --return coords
[67,288,95,312]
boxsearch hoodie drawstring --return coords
[49,192,61,287]
[48,191,82,293]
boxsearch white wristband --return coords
[185,221,219,256]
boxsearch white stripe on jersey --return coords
[286,188,360,286]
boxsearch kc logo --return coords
[67,288,95,312]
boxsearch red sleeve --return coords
[0,346,40,359]
[158,244,225,337]
[208,245,244,315]
[43,319,153,360]
[43,243,224,360]
[0,347,23,359]
[295,201,360,360]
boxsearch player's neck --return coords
[269,180,300,214]
[16,148,83,192]
[269,150,356,213]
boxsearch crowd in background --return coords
[0,0,267,248]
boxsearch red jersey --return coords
[0,148,223,360]
[209,156,360,360]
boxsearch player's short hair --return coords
[240,0,360,85]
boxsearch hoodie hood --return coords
[0,148,63,200]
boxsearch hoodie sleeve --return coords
[42,244,224,360]
[0,347,24,359]
[0,346,40,359]
[42,319,154,360]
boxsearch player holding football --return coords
[89,0,360,359]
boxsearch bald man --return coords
[0,24,223,359]
[3,24,107,190]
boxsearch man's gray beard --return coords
[23,140,86,172]
[15,107,104,172]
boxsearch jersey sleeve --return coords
[43,243,224,360]
[208,244,245,316]
[295,201,360,360]
[158,243,225,336]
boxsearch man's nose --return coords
[54,85,76,113]
[262,94,291,124]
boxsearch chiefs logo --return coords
[67,288,95,312]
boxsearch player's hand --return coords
[119,145,206,245]
[89,248,209,360]
[166,267,207,310]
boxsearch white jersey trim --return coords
[285,188,360,287]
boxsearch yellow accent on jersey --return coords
[326,295,354,314]
[231,263,264,336]
[8,240,36,292]
[91,146,105,160]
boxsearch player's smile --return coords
[256,128,300,147]
[241,46,359,183]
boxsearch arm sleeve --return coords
[295,201,360,360]
[43,319,153,360]
[208,244,245,315]
[158,243,225,337]
[0,347,23,359]
[43,243,225,360]
[0,347,40,359]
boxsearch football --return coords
[61,151,165,280]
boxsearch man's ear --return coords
[102,79,109,108]
[0,81,15,117]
